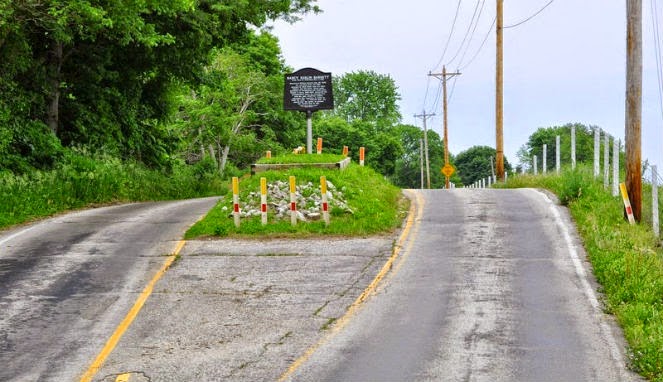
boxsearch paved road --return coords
[0,197,218,382]
[0,189,642,381]
[286,189,640,382]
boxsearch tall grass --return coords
[0,153,226,229]
[502,166,663,381]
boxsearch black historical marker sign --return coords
[284,67,334,111]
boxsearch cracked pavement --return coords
[94,237,394,381]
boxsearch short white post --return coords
[542,144,547,174]
[289,176,297,226]
[505,171,509,183]
[232,177,240,228]
[321,176,330,226]
[359,147,365,166]
[533,155,538,175]
[653,166,660,237]
[571,125,576,170]
[481,178,485,188]
[260,177,268,225]
[556,135,561,174]
[612,139,619,196]
[488,176,492,187]
[594,128,600,178]
[604,134,610,189]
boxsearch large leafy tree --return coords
[455,146,512,186]
[0,0,319,170]
[331,70,401,128]
[517,123,602,172]
[392,124,449,188]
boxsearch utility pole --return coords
[414,111,435,188]
[626,0,642,221]
[429,66,461,189]
[496,0,505,181]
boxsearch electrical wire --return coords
[432,0,463,71]
[445,0,483,67]
[651,0,663,123]
[459,16,496,71]
[504,0,555,29]
[455,0,488,69]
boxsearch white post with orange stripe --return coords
[620,182,636,224]
[260,177,268,225]
[359,147,365,166]
[289,176,297,226]
[321,176,330,226]
[232,177,240,227]
[317,137,323,154]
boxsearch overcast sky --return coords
[271,1,663,171]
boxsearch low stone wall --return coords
[250,157,351,175]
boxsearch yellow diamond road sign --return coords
[441,164,455,177]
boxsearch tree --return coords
[393,124,445,188]
[330,70,401,128]
[517,123,600,171]
[455,146,512,186]
[0,0,319,170]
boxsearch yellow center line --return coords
[277,190,424,381]
[79,240,187,382]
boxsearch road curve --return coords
[286,189,641,382]
[0,197,219,382]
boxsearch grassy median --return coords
[185,162,405,238]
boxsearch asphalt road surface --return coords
[286,189,640,382]
[0,197,219,381]
[0,189,642,381]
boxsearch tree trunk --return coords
[220,145,230,175]
[46,40,63,135]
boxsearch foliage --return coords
[185,164,404,238]
[0,0,318,169]
[455,145,512,187]
[0,149,226,229]
[329,70,402,128]
[391,124,454,188]
[503,166,663,381]
[517,123,609,172]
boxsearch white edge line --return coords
[534,189,630,380]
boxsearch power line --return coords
[504,0,555,29]
[650,0,663,122]
[446,0,484,67]
[432,0,463,71]
[455,0,488,69]
[459,16,496,71]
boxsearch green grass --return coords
[185,164,405,239]
[501,165,663,381]
[0,153,227,229]
[257,153,346,164]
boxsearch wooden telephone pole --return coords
[495,0,505,181]
[429,66,461,189]
[626,0,642,221]
[414,111,435,188]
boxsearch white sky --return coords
[271,1,663,170]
